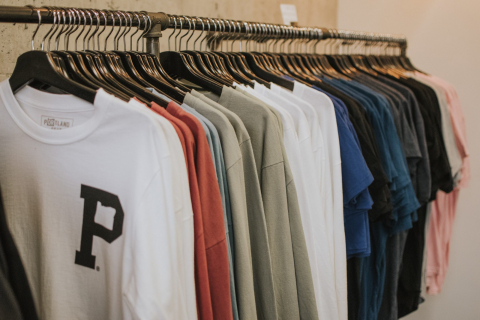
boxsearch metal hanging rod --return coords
[0,5,407,45]
[0,5,407,56]
[0,6,170,29]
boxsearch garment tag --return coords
[280,4,298,25]
[41,116,74,130]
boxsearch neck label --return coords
[41,116,74,130]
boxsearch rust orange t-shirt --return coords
[166,101,233,320]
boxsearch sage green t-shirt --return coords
[205,86,301,320]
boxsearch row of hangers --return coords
[8,6,423,110]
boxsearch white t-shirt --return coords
[262,83,339,319]
[269,83,325,187]
[0,80,192,320]
[127,99,196,320]
[292,81,347,320]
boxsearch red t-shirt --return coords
[166,102,233,320]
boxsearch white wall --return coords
[338,0,480,319]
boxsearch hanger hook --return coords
[168,15,176,51]
[129,12,141,51]
[116,11,128,51]
[142,12,152,52]
[269,24,276,52]
[247,23,255,50]
[40,6,53,51]
[64,9,78,51]
[200,18,210,51]
[214,19,223,51]
[207,19,217,51]
[102,11,114,51]
[62,9,74,50]
[236,21,243,52]
[193,17,204,50]
[230,20,237,51]
[74,9,86,51]
[268,24,275,52]
[26,6,42,50]
[249,23,256,51]
[186,17,196,50]
[112,11,123,50]
[53,8,66,51]
[46,7,59,51]
[87,10,100,50]
[259,23,266,51]
[179,16,191,51]
[259,24,265,51]
[231,20,239,52]
[122,12,133,51]
[137,12,147,51]
[174,16,183,51]
[96,10,107,51]
[272,25,281,52]
[224,19,233,51]
[263,24,269,51]
[219,20,227,52]
[51,7,64,51]
[82,10,94,51]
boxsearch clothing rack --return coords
[0,5,407,56]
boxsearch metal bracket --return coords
[145,23,162,57]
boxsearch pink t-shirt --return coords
[416,73,469,294]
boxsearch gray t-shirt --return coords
[186,91,258,320]
[206,86,302,320]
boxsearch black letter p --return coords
[75,185,124,269]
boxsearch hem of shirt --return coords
[344,174,374,208]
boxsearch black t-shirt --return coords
[397,204,429,317]
[0,188,38,320]
[315,81,393,221]
[383,76,454,199]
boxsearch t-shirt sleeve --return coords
[335,107,374,208]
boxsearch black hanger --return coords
[160,16,223,95]
[174,16,229,85]
[114,12,184,104]
[211,19,254,86]
[10,50,97,103]
[177,18,227,84]
[239,23,294,90]
[47,8,102,92]
[9,7,96,103]
[79,10,164,107]
[74,9,145,102]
